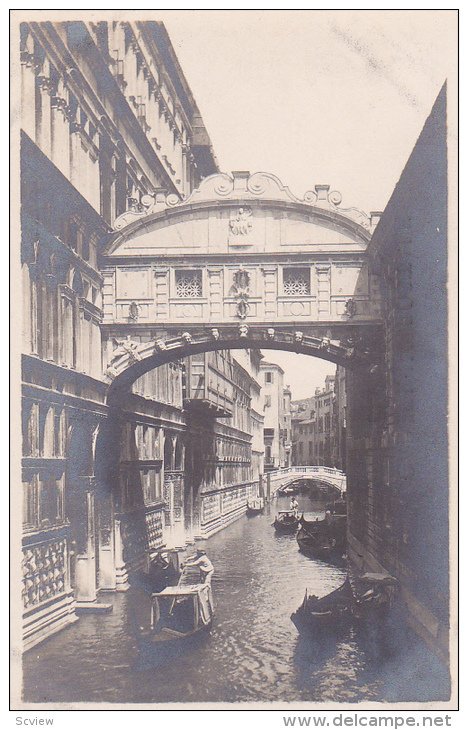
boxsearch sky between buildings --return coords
[156,9,456,399]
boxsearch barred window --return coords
[283,267,311,296]
[175,269,203,298]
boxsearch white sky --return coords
[156,9,456,399]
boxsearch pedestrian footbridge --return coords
[267,466,347,496]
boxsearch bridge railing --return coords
[267,466,346,478]
[266,465,347,495]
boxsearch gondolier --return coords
[184,549,215,586]
[290,496,299,515]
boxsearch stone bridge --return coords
[100,170,384,396]
[267,466,347,496]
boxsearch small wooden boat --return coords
[138,581,214,659]
[291,573,398,636]
[297,513,347,559]
[352,573,399,623]
[273,510,300,533]
[291,578,354,634]
[296,526,342,559]
[246,497,265,515]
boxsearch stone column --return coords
[113,518,129,591]
[75,488,97,602]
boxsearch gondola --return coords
[246,497,265,515]
[352,573,399,623]
[297,513,346,558]
[137,564,215,660]
[273,510,300,533]
[291,578,354,634]
[296,526,342,559]
[291,573,398,636]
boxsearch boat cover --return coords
[198,585,214,625]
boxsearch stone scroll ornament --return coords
[232,268,251,319]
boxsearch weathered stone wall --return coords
[346,85,449,661]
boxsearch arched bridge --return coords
[100,170,384,393]
[267,466,347,496]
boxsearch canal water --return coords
[23,495,450,704]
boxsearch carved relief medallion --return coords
[229,207,253,236]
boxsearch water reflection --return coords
[23,495,450,704]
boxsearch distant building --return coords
[333,365,347,471]
[260,361,291,470]
[291,373,343,468]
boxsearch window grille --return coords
[283,267,311,296]
[175,270,203,298]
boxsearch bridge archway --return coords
[92,170,385,588]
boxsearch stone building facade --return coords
[260,361,292,471]
[20,20,263,648]
[345,86,449,661]
[291,374,338,468]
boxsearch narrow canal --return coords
[23,495,450,704]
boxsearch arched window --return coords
[41,406,55,457]
[54,409,66,457]
[164,435,174,471]
[174,438,184,471]
[72,270,84,296]
[144,426,153,460]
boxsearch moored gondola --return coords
[291,573,398,636]
[297,513,346,559]
[291,578,354,634]
[296,526,342,559]
[273,510,300,533]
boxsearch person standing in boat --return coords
[184,549,215,586]
[290,496,299,516]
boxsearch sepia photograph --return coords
[10,8,458,710]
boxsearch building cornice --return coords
[27,22,178,196]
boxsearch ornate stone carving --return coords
[232,268,251,320]
[283,268,310,296]
[51,96,70,118]
[111,336,142,363]
[175,270,203,298]
[294,331,304,343]
[238,324,249,338]
[128,301,140,322]
[211,328,220,340]
[229,207,253,236]
[265,328,275,340]
[181,332,193,344]
[345,298,357,318]
[110,170,371,233]
[105,365,119,380]
[153,339,167,353]
[22,540,67,609]
[36,75,53,94]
